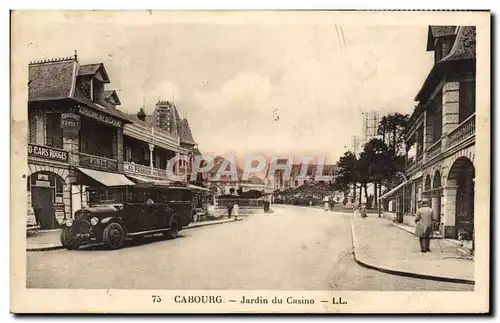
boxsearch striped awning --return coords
[378,181,408,200]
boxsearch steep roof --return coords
[426,26,458,51]
[77,63,110,83]
[440,26,476,61]
[28,55,130,123]
[28,58,76,101]
[179,119,197,145]
[415,25,476,102]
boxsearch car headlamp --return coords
[90,217,99,226]
[65,219,73,227]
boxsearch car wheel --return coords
[165,218,179,239]
[103,222,126,249]
[60,227,79,250]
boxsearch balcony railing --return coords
[426,139,442,161]
[416,154,424,166]
[446,113,476,149]
[123,161,168,178]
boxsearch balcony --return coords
[446,113,476,149]
[426,139,442,161]
[123,161,167,178]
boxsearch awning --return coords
[126,174,172,186]
[378,181,408,200]
[77,167,135,187]
[187,184,211,192]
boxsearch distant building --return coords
[362,111,381,144]
[350,135,361,155]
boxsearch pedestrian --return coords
[309,200,313,207]
[324,200,330,212]
[227,202,233,218]
[415,199,433,253]
[233,203,239,219]
[360,203,367,219]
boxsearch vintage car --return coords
[60,183,193,250]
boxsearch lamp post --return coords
[397,171,408,223]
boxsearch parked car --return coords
[60,183,193,250]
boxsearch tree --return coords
[236,187,243,196]
[377,113,409,154]
[229,187,235,195]
[334,151,361,201]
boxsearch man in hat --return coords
[415,199,433,252]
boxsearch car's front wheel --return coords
[60,227,80,250]
[103,222,126,249]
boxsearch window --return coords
[45,113,63,148]
[28,112,37,143]
[459,81,476,123]
[434,40,443,62]
[79,117,114,159]
[124,147,132,162]
[92,78,103,102]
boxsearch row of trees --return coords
[333,113,409,208]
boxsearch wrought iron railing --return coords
[123,161,168,178]
[446,113,475,149]
[426,139,442,161]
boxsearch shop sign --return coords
[79,154,118,172]
[35,180,51,187]
[61,113,81,128]
[54,206,65,223]
[28,144,69,162]
[78,105,122,128]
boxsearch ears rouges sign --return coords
[28,144,69,162]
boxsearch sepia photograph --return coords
[10,10,490,313]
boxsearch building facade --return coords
[27,54,205,230]
[28,54,134,229]
[404,26,476,240]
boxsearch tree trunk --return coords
[374,182,378,208]
[364,184,368,206]
[358,184,362,203]
[382,130,386,145]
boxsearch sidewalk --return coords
[27,217,241,252]
[349,215,474,284]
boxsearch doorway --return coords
[28,171,66,230]
[31,186,56,229]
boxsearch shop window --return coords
[45,113,63,148]
[79,117,114,159]
[459,81,476,123]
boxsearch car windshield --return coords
[88,188,125,205]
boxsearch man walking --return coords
[415,199,433,252]
[227,202,233,218]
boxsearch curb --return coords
[185,218,242,230]
[348,218,475,285]
[27,219,244,252]
[27,245,64,252]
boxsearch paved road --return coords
[27,206,472,291]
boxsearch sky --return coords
[15,11,435,163]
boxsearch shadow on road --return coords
[76,234,188,251]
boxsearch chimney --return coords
[137,108,146,121]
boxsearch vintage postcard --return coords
[10,10,490,314]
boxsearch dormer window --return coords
[91,78,103,102]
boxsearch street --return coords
[27,206,473,291]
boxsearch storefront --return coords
[27,170,67,230]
